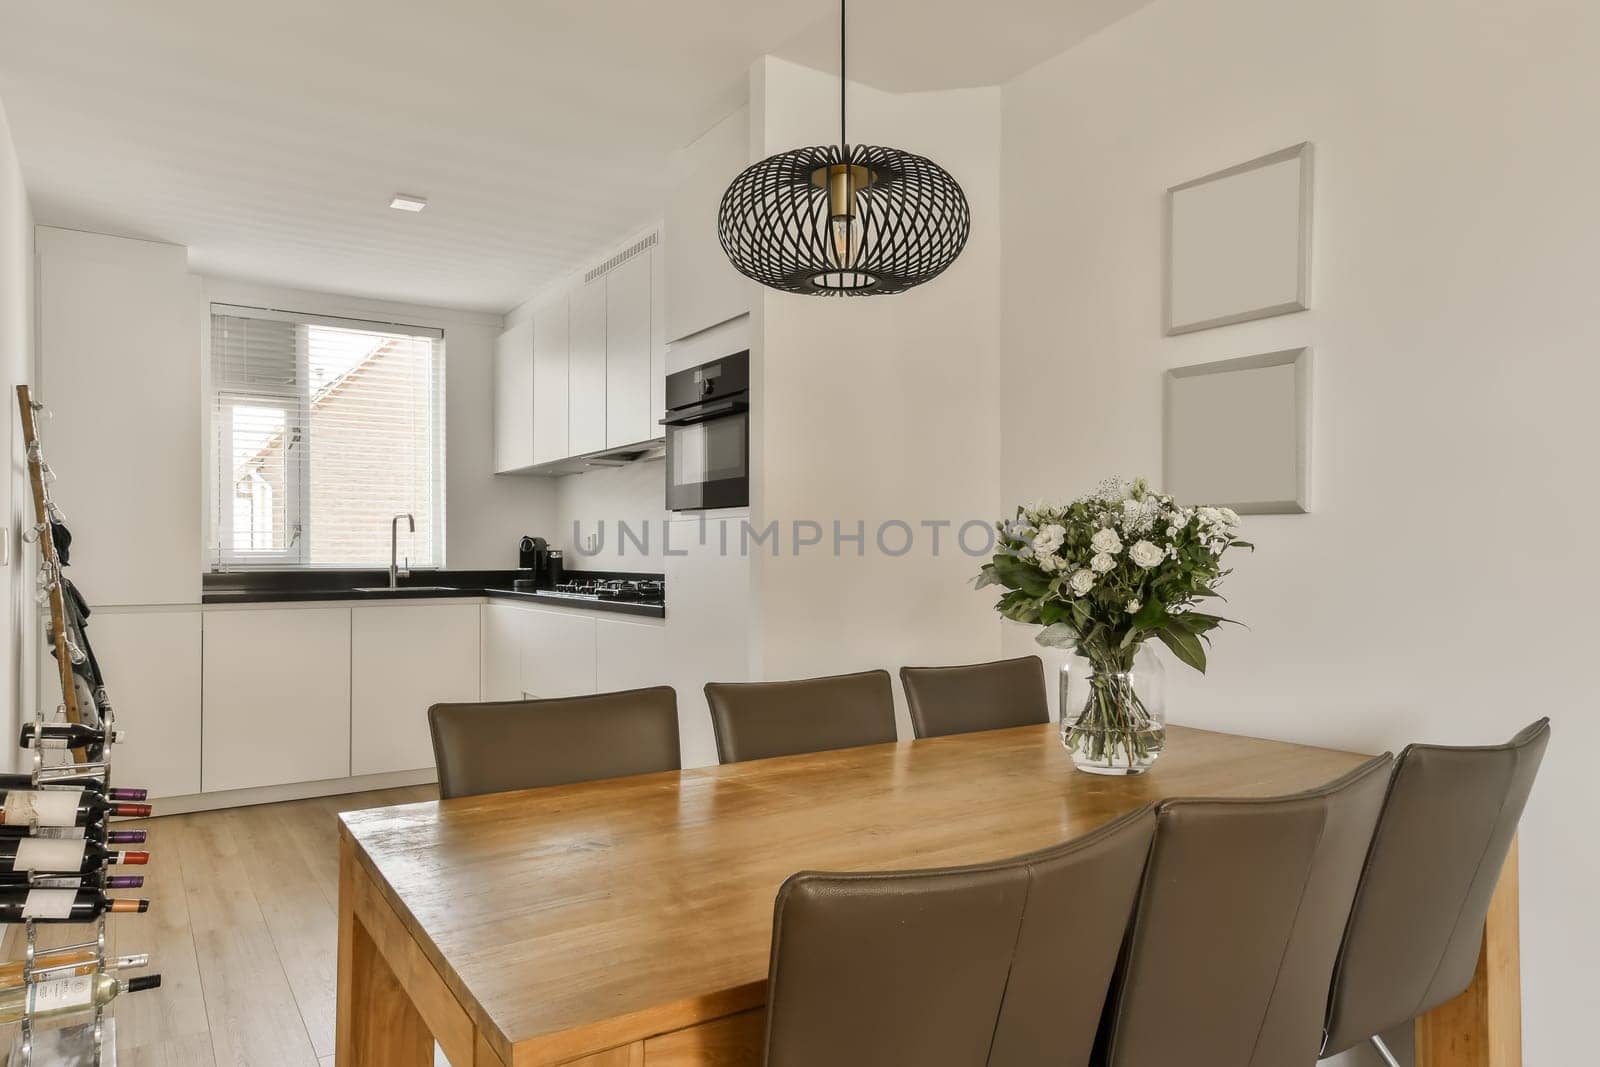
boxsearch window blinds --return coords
[209,304,446,569]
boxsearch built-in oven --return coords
[662,350,749,512]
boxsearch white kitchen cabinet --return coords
[664,109,750,343]
[481,603,530,702]
[86,611,202,798]
[568,280,608,456]
[350,604,480,776]
[605,251,653,448]
[532,291,571,465]
[520,609,597,699]
[201,608,351,793]
[665,516,751,767]
[595,616,669,694]
[493,318,535,472]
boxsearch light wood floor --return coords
[0,784,439,1067]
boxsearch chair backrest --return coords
[1321,718,1550,1056]
[764,805,1157,1067]
[704,670,897,763]
[1100,755,1393,1067]
[900,655,1051,739]
[427,687,681,799]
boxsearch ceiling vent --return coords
[584,231,658,285]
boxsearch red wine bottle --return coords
[0,888,148,923]
[0,825,146,845]
[0,790,150,828]
[16,723,124,750]
[0,774,146,802]
[0,872,143,890]
[0,838,149,874]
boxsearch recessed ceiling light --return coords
[389,194,427,212]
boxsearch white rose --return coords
[1090,528,1123,555]
[1129,540,1164,569]
[1016,545,1035,560]
[1219,507,1241,526]
[1031,523,1066,557]
[1196,506,1224,527]
[1068,569,1096,597]
[1090,552,1117,574]
[1036,552,1061,573]
[1125,598,1141,613]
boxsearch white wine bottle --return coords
[0,971,161,1024]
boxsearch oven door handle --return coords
[660,398,748,427]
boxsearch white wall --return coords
[749,58,1004,729]
[0,100,36,765]
[1000,0,1600,1061]
[551,458,669,570]
[202,279,558,572]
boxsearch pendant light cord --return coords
[840,0,847,148]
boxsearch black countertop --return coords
[201,568,666,618]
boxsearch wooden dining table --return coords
[334,724,1522,1067]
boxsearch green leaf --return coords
[974,564,1001,590]
[1156,625,1208,673]
[1039,600,1068,625]
[1035,622,1078,649]
[1132,596,1168,630]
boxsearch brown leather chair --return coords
[1098,755,1393,1067]
[704,670,897,764]
[764,805,1157,1067]
[427,687,680,800]
[900,655,1050,739]
[1320,719,1550,1064]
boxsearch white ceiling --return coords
[0,0,1150,313]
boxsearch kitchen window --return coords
[208,304,446,569]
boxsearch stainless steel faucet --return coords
[390,514,415,588]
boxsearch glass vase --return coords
[1059,644,1167,775]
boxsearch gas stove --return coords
[545,577,665,604]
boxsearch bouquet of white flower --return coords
[978,477,1251,772]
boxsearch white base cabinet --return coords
[83,611,202,799]
[351,604,481,776]
[201,608,352,793]
[521,609,597,699]
[595,617,670,693]
[482,604,670,702]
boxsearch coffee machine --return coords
[518,536,563,589]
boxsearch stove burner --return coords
[549,578,664,603]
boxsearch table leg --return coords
[337,840,435,1067]
[1414,838,1522,1067]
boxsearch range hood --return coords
[526,438,665,477]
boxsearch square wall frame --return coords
[1163,347,1311,514]
[1164,142,1313,335]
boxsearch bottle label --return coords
[28,975,94,1013]
[12,838,86,871]
[1,790,83,827]
[20,889,77,919]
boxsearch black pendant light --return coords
[717,0,971,296]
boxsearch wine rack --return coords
[5,386,157,1066]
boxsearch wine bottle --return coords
[0,789,151,827]
[0,971,161,1024]
[0,872,143,890]
[0,774,147,802]
[0,825,147,845]
[16,723,124,750]
[0,888,149,923]
[0,838,149,874]
[0,949,148,986]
